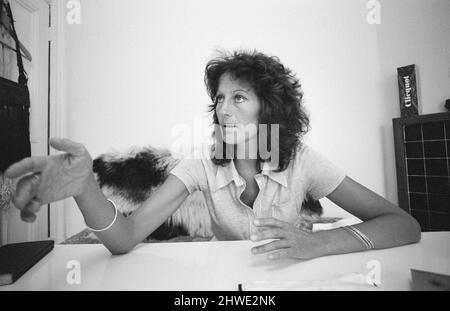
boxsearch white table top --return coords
[1,232,449,291]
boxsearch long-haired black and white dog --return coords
[92,146,325,241]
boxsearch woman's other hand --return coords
[4,138,93,223]
[250,217,324,260]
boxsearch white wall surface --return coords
[375,0,450,206]
[61,0,450,238]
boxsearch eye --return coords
[234,95,246,103]
[215,95,224,104]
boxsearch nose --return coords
[218,97,233,118]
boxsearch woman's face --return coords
[215,73,261,146]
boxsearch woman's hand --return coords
[250,218,324,260]
[5,138,93,223]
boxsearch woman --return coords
[5,50,421,260]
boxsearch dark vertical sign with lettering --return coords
[397,64,419,118]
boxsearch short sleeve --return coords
[301,146,346,200]
[169,158,207,195]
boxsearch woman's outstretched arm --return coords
[75,174,190,255]
[6,138,190,256]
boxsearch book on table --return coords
[0,240,54,286]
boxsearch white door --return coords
[0,0,50,244]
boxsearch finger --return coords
[251,239,291,255]
[254,217,289,229]
[23,198,43,214]
[4,157,47,179]
[49,137,85,156]
[267,249,292,261]
[251,228,286,242]
[21,211,37,223]
[12,174,40,210]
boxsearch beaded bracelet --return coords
[86,199,118,232]
[342,225,375,250]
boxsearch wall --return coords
[376,0,450,205]
[61,0,450,237]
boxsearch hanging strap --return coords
[0,0,3,25]
[3,0,28,86]
[0,0,3,24]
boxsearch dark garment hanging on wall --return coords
[0,0,31,173]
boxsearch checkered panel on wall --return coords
[393,113,450,232]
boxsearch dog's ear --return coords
[92,157,108,188]
[93,148,178,203]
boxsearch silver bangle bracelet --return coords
[86,199,118,233]
[342,225,375,250]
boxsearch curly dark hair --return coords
[204,50,310,172]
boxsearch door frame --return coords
[47,0,67,243]
[0,0,67,244]
[1,0,51,244]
